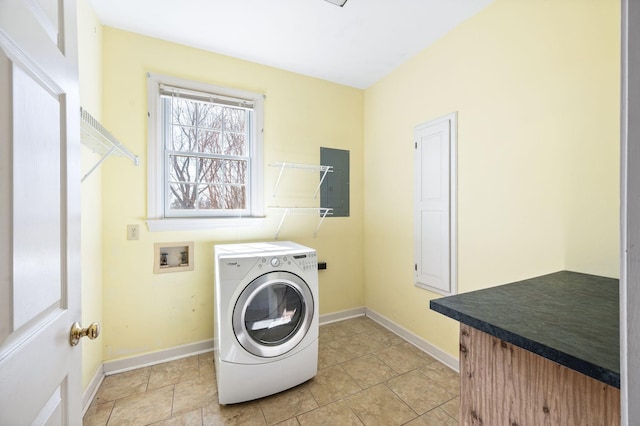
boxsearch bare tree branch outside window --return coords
[164,95,250,215]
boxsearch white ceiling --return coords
[88,0,494,89]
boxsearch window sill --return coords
[146,217,266,232]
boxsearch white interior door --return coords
[414,112,457,296]
[0,0,82,423]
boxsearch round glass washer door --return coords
[233,271,314,358]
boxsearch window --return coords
[147,73,264,231]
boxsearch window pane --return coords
[169,183,197,209]
[200,104,223,130]
[223,107,246,133]
[169,155,196,183]
[170,125,196,151]
[197,184,224,209]
[224,133,246,156]
[227,185,247,209]
[171,98,197,126]
[226,159,247,184]
[197,184,247,210]
[197,130,221,154]
[197,184,213,209]
[198,158,224,183]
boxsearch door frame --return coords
[620,0,639,423]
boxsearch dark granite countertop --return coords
[430,271,620,388]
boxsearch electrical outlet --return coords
[127,224,140,240]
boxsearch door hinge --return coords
[414,264,418,271]
[415,141,417,149]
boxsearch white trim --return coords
[82,364,105,416]
[96,312,458,374]
[621,0,628,420]
[146,72,265,231]
[147,73,163,221]
[319,307,366,325]
[365,308,459,372]
[621,0,640,422]
[146,216,265,232]
[103,339,214,375]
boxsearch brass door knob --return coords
[69,322,100,346]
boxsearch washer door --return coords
[233,271,314,358]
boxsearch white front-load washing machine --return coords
[214,241,319,404]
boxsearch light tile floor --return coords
[83,316,460,425]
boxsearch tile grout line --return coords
[381,381,420,422]
[86,318,459,425]
[104,400,114,426]
[342,393,369,426]
[169,384,176,421]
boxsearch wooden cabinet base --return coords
[459,324,620,425]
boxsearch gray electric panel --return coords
[320,147,350,217]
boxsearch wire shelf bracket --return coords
[269,162,333,198]
[271,207,333,239]
[80,107,139,182]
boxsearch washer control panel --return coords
[294,252,318,272]
[257,251,317,271]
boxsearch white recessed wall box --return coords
[153,241,194,274]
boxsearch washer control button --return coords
[270,257,280,267]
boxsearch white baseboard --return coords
[82,340,213,415]
[103,339,214,376]
[82,364,105,415]
[364,308,459,372]
[319,306,366,325]
[82,307,458,414]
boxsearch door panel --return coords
[0,0,81,423]
[415,120,450,293]
[33,386,63,425]
[12,63,63,330]
[414,112,457,296]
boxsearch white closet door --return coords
[414,113,456,295]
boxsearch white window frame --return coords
[146,73,265,231]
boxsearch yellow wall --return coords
[363,0,620,358]
[100,28,364,361]
[562,0,620,276]
[77,0,104,389]
[81,0,619,368]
